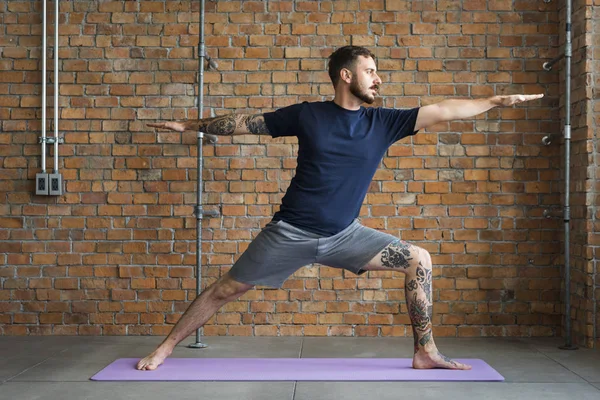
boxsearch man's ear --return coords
[340,68,352,84]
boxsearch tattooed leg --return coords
[380,240,413,270]
[363,242,472,370]
[406,263,434,352]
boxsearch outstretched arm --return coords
[414,94,544,131]
[148,113,271,136]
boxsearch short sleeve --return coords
[262,103,306,138]
[377,107,420,144]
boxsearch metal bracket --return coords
[194,206,220,219]
[543,209,563,219]
[39,137,64,144]
[198,132,218,144]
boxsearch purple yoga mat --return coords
[91,358,504,381]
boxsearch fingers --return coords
[147,122,178,132]
[515,94,544,102]
[521,94,544,101]
[504,93,543,106]
[147,122,186,132]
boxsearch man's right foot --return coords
[412,348,472,370]
[136,347,172,371]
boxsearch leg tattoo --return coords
[416,264,432,303]
[398,247,470,370]
[404,252,434,353]
[406,279,418,291]
[380,240,413,269]
[408,292,433,350]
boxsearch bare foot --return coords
[412,349,472,370]
[136,347,172,371]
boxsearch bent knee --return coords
[211,276,253,301]
[415,246,431,267]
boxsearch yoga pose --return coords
[138,46,543,371]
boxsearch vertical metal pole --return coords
[41,0,47,172]
[189,0,208,349]
[559,0,577,351]
[53,0,59,172]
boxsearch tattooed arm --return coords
[147,114,271,136]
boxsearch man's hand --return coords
[493,94,544,107]
[147,121,188,132]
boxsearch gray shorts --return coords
[228,219,398,288]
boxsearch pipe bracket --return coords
[194,206,220,219]
[38,137,64,144]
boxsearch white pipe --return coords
[41,0,47,173]
[53,0,59,172]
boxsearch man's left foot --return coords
[412,349,472,370]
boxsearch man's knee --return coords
[400,243,431,272]
[210,274,253,302]
[415,246,432,268]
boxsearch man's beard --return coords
[349,78,377,104]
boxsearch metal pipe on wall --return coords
[53,0,59,173]
[36,0,49,195]
[36,0,62,196]
[189,0,219,349]
[543,0,577,350]
[559,0,577,351]
[41,0,47,173]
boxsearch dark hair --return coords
[328,45,376,88]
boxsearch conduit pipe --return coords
[53,0,59,174]
[542,0,577,350]
[36,0,62,196]
[558,0,577,351]
[41,0,47,174]
[189,0,219,349]
[36,0,49,195]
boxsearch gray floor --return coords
[0,336,599,400]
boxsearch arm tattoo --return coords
[198,114,270,136]
[244,115,270,135]
[199,115,237,136]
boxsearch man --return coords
[137,45,543,371]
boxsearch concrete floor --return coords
[0,336,599,400]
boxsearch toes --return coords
[451,361,471,370]
[136,358,150,371]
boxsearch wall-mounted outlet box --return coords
[36,173,49,195]
[48,173,63,196]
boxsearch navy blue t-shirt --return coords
[263,101,420,236]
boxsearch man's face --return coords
[348,56,382,104]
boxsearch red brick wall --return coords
[568,0,599,348]
[593,4,600,350]
[1,1,565,338]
